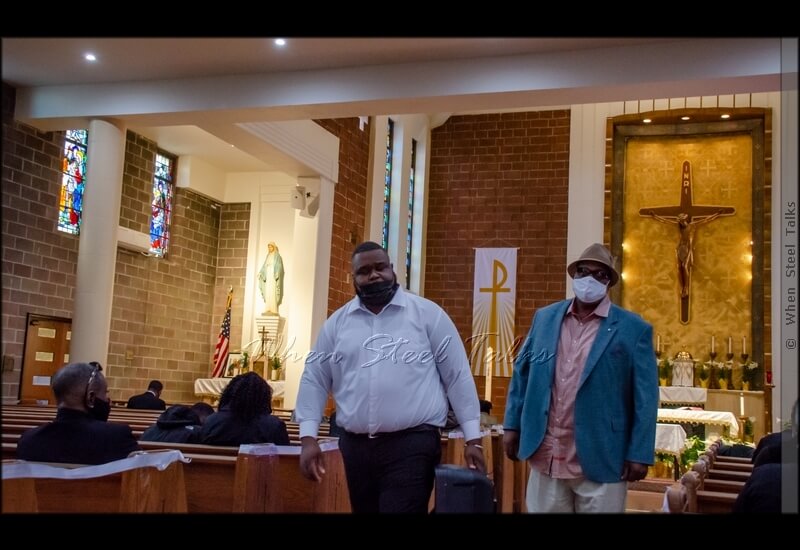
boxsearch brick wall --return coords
[426,110,571,417]
[2,83,78,400]
[119,130,156,232]
[1,86,239,404]
[108,129,227,403]
[313,118,370,314]
[210,202,250,376]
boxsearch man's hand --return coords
[503,430,520,461]
[621,461,648,482]
[299,436,326,482]
[464,439,487,472]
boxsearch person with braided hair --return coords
[197,372,289,446]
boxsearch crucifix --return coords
[479,259,510,375]
[639,160,736,324]
[253,326,270,362]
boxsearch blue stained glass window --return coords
[382,119,394,250]
[57,130,88,234]
[405,138,417,289]
[150,153,174,257]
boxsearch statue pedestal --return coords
[255,315,284,357]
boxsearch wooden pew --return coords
[2,451,188,513]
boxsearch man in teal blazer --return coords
[504,243,658,513]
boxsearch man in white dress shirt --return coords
[296,241,485,513]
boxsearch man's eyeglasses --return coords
[575,266,611,284]
[86,361,103,396]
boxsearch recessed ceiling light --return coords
[84,53,97,62]
[274,38,286,47]
[643,118,652,124]
[680,116,691,121]
[721,114,731,119]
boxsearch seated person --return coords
[126,380,166,410]
[198,372,290,446]
[140,405,204,443]
[479,399,498,427]
[733,400,799,513]
[17,362,140,464]
[191,402,215,424]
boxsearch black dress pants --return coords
[338,425,442,513]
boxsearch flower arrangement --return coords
[657,358,672,381]
[716,361,733,389]
[270,355,282,371]
[697,362,712,381]
[241,352,250,373]
[743,416,755,442]
[741,361,759,385]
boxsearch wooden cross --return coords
[639,160,736,324]
[257,326,269,360]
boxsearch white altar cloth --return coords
[659,387,707,405]
[194,378,284,399]
[657,407,738,436]
[654,423,687,457]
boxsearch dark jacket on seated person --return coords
[17,408,140,465]
[140,405,202,444]
[197,372,290,447]
[198,410,290,446]
[127,390,166,410]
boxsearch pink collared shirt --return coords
[529,296,611,479]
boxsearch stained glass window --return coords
[57,130,88,234]
[382,119,394,250]
[405,138,417,289]
[150,153,174,257]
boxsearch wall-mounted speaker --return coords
[291,186,306,210]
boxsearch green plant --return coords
[679,435,706,471]
[241,352,250,372]
[697,363,711,381]
[741,361,759,384]
[270,355,282,370]
[658,359,672,379]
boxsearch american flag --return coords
[211,290,233,378]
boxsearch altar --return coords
[657,407,739,439]
[194,378,285,408]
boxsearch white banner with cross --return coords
[471,248,517,378]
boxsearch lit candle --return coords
[711,335,716,354]
[739,394,745,416]
[742,336,747,355]
[484,347,493,402]
[727,336,732,355]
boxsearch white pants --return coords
[525,468,627,513]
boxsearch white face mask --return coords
[572,276,608,304]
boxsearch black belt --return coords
[343,423,440,439]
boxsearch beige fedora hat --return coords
[566,243,620,287]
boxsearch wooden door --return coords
[19,314,72,405]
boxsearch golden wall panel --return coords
[621,134,753,361]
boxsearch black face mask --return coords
[87,397,111,422]
[355,278,399,308]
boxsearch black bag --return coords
[434,464,494,513]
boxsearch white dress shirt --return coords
[296,286,481,441]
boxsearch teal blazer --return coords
[504,299,659,483]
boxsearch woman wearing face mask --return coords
[503,243,659,514]
[17,362,139,464]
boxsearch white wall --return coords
[176,155,226,202]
